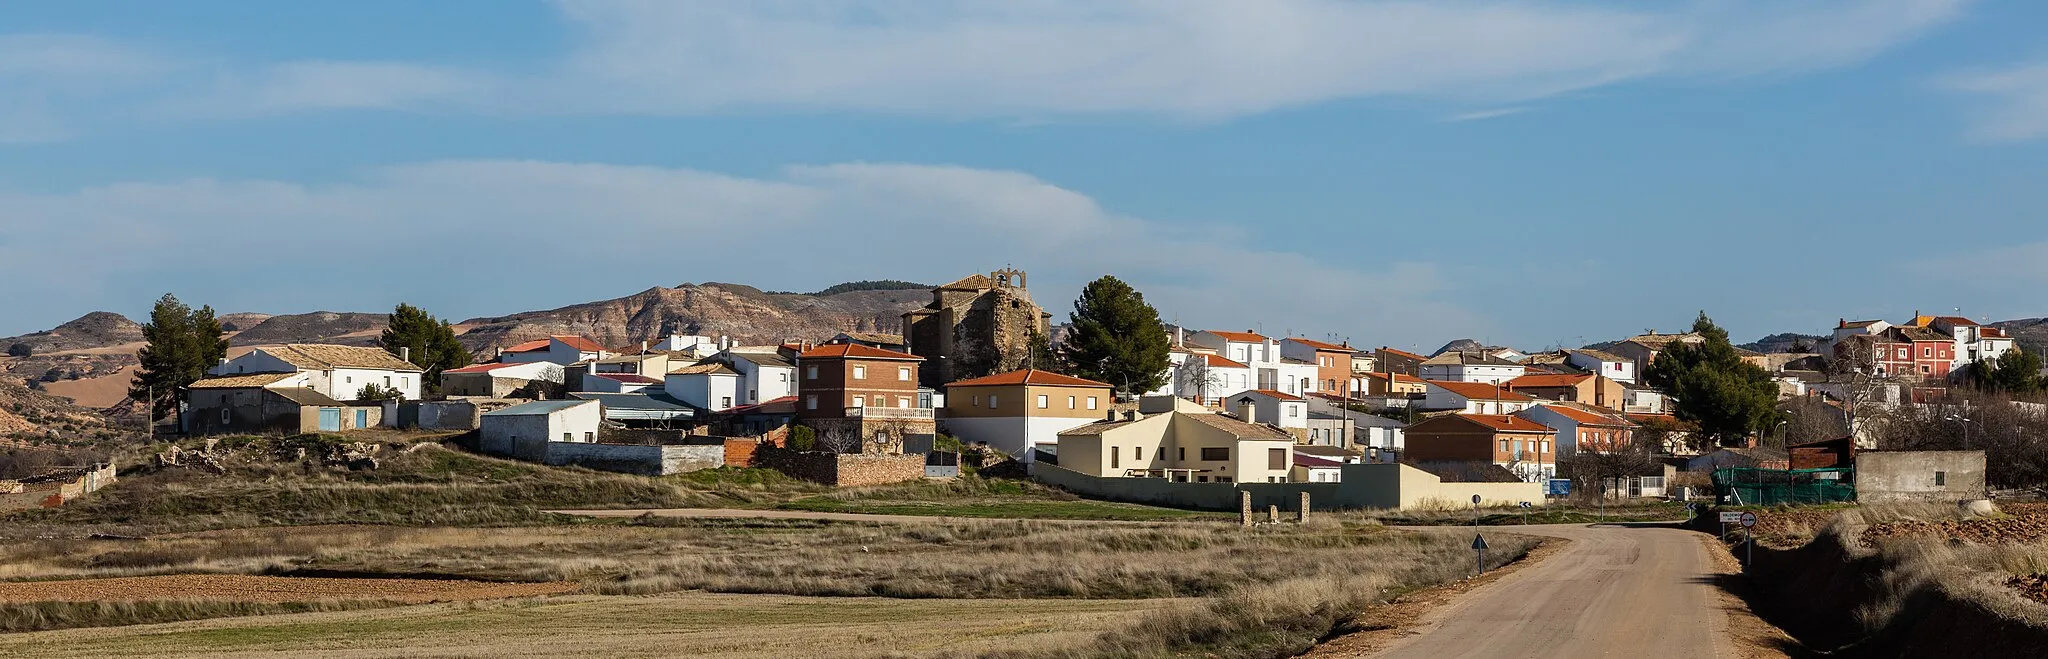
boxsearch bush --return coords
[786,425,816,451]
[5,343,30,358]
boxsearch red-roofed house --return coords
[1168,352,1255,405]
[1506,373,1626,411]
[1355,371,1427,397]
[1281,338,1358,395]
[943,369,1113,461]
[1292,452,1346,483]
[1403,413,1557,481]
[1423,381,1539,415]
[499,336,609,366]
[1187,330,1318,397]
[796,343,933,452]
[1907,313,2018,373]
[1518,404,1636,454]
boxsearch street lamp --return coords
[1946,415,1972,450]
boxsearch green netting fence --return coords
[1712,467,1857,506]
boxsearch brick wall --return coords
[753,446,924,486]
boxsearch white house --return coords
[1226,389,1309,429]
[499,336,608,366]
[479,399,604,462]
[719,348,797,406]
[1566,349,1637,384]
[1419,351,1527,385]
[1302,397,1408,456]
[652,334,722,354]
[210,344,424,402]
[1172,353,1255,404]
[1422,381,1539,415]
[1913,315,2017,371]
[1184,330,1318,396]
[1291,452,1347,483]
[665,363,742,412]
[439,361,564,398]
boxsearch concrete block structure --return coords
[1856,450,1987,502]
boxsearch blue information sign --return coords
[1546,479,1572,496]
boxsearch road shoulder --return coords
[1301,536,1566,658]
[1695,531,1805,659]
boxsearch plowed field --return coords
[0,575,575,603]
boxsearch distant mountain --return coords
[457,282,928,353]
[1991,318,2048,353]
[228,312,389,346]
[0,312,142,356]
[1740,333,1826,354]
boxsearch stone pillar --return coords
[1240,491,1254,527]
[1298,492,1311,524]
[1267,504,1279,523]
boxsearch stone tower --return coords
[902,269,1053,387]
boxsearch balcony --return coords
[844,406,934,420]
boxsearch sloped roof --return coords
[443,362,530,375]
[486,399,598,416]
[939,273,997,290]
[797,343,923,361]
[1377,347,1426,361]
[1204,330,1269,343]
[1184,412,1295,439]
[1202,354,1251,369]
[590,373,662,384]
[1294,452,1346,468]
[189,372,299,389]
[1451,414,1551,432]
[552,335,606,352]
[1527,404,1630,427]
[1294,444,1364,459]
[668,363,740,377]
[1892,326,1952,343]
[1426,380,1535,401]
[1569,348,1628,363]
[1626,333,1703,349]
[1234,389,1305,402]
[270,388,345,407]
[1360,371,1423,384]
[721,395,797,416]
[723,350,796,368]
[835,331,906,345]
[265,344,421,371]
[1507,373,1592,389]
[503,339,552,353]
[1286,337,1353,352]
[1422,351,1522,367]
[948,369,1110,388]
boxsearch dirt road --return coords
[1353,523,1784,659]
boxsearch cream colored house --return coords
[1054,397,1296,484]
[943,369,1112,461]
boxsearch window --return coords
[806,365,818,380]
[1200,447,1230,461]
[1087,397,1098,410]
[1067,396,1076,409]
[1287,405,1300,418]
[805,395,817,410]
[973,394,982,407]
[1513,440,1523,453]
[1035,395,1049,408]
[220,408,230,424]
[1197,476,1209,482]
[1923,347,1932,357]
[1217,476,1233,484]
[853,395,865,408]
[899,366,911,381]
[721,396,732,408]
[989,394,999,407]
[1178,447,1186,461]
[898,397,910,408]
[345,376,353,384]
[1133,446,1143,461]
[1500,440,1509,453]
[1111,448,1120,469]
[384,376,392,386]
[1935,471,1947,486]
[1156,446,1165,460]
[1268,448,1285,470]
[563,432,572,441]
[853,365,866,379]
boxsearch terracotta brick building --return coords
[1403,413,1557,482]
[796,343,934,452]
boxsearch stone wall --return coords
[754,446,925,486]
[543,442,723,476]
[0,463,116,512]
[1857,450,1986,502]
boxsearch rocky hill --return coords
[0,377,126,442]
[1992,318,2048,353]
[228,312,389,346]
[1,312,142,357]
[1740,332,1827,354]
[457,282,929,353]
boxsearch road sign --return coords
[1519,501,1533,509]
[1740,512,1758,528]
[1471,534,1488,550]
[1816,471,1842,480]
[1546,479,1572,496]
[1472,494,1483,504]
[1719,511,1744,524]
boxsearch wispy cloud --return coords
[1912,241,2048,283]
[0,1,1973,136]
[0,160,1488,344]
[1442,107,1530,123]
[1939,61,2048,142]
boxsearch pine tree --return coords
[379,303,473,395]
[130,294,230,430]
[1025,329,1065,373]
[1643,311,1781,449]
[1977,348,2044,394]
[1059,276,1170,396]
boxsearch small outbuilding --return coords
[1856,450,1986,502]
[479,399,603,462]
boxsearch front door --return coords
[355,409,369,429]
[317,408,342,432]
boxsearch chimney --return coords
[719,335,730,350]
[1264,338,1278,363]
[1106,409,1118,422]
[1174,326,1185,347]
[640,340,649,354]
[1237,397,1257,423]
[399,347,410,364]
[1122,410,1137,422]
[587,362,597,374]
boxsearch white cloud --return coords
[1939,62,2048,142]
[0,160,1488,345]
[1912,241,2048,283]
[0,1,1970,133]
[0,34,183,142]
[1442,107,1530,123]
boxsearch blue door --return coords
[318,408,341,432]
[355,409,369,429]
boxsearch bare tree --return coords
[1174,356,1222,405]
[1812,336,1902,445]
[811,422,863,454]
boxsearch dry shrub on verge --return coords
[0,598,396,634]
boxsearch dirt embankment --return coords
[0,575,575,604]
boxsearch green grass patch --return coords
[776,496,1225,521]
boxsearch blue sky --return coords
[5,1,2048,352]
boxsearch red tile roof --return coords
[1205,330,1269,343]
[1528,405,1629,427]
[948,369,1110,388]
[1455,414,1551,432]
[1983,327,2008,338]
[552,335,606,352]
[503,339,552,353]
[797,343,923,361]
[1293,453,1345,467]
[1241,389,1305,401]
[1287,337,1352,352]
[1360,371,1422,384]
[1202,354,1251,369]
[1507,373,1592,389]
[590,373,661,384]
[1425,380,1534,401]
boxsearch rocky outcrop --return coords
[229,312,389,346]
[0,312,142,356]
[457,283,927,352]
